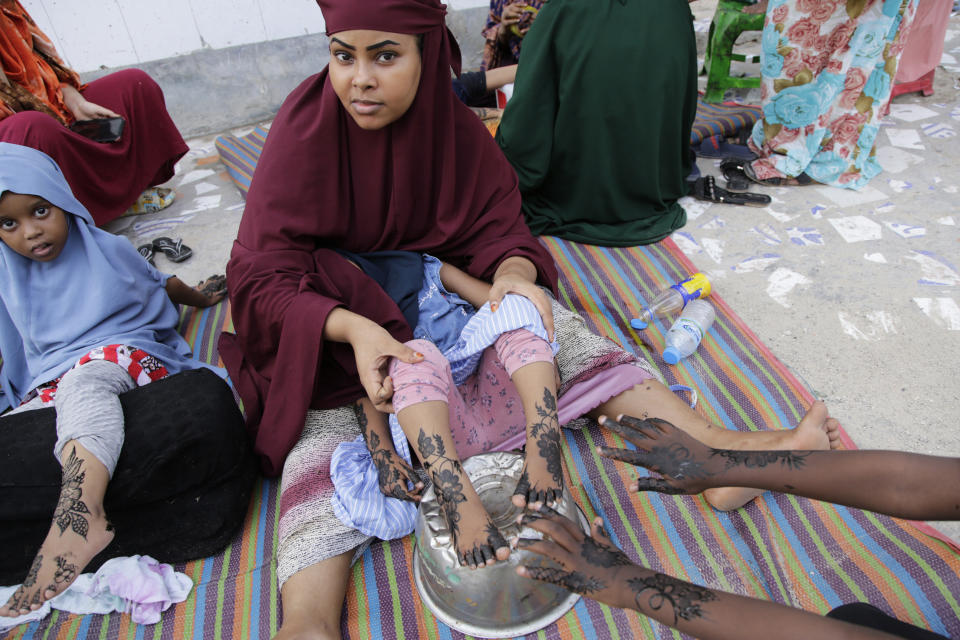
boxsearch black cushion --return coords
[0,368,257,584]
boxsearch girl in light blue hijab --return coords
[0,143,225,618]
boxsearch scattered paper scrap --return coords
[913,298,960,330]
[766,268,810,308]
[828,216,882,243]
[883,222,925,239]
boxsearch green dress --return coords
[496,0,697,246]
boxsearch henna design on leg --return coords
[416,428,506,567]
[52,447,91,539]
[515,387,564,504]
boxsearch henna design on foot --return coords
[416,428,504,567]
[627,573,718,625]
[52,447,91,539]
[354,401,421,501]
[514,388,564,504]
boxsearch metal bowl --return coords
[413,451,588,639]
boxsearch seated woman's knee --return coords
[0,110,63,145]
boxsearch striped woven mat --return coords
[4,238,959,639]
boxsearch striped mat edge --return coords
[3,237,958,639]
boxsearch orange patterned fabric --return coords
[0,0,82,124]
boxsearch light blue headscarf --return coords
[0,143,207,412]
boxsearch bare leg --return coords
[274,550,352,640]
[397,401,508,567]
[509,361,565,509]
[592,380,839,511]
[0,442,114,616]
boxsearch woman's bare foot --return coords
[704,401,838,510]
[512,388,565,508]
[0,447,114,617]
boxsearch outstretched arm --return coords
[517,509,902,640]
[598,415,960,521]
[165,275,226,308]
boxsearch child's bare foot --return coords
[431,463,509,568]
[416,429,508,568]
[0,447,114,618]
[0,514,114,617]
[512,388,565,508]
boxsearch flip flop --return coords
[692,176,771,207]
[137,244,155,266]
[152,237,193,263]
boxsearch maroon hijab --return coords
[220,0,557,475]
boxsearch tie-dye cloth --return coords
[748,0,917,188]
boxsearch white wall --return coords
[23,0,488,73]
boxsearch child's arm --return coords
[354,399,423,502]
[438,262,492,309]
[165,275,227,308]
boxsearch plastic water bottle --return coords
[662,299,715,365]
[630,273,711,330]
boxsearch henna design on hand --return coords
[581,536,633,568]
[524,566,606,594]
[628,572,717,625]
[53,447,91,539]
[644,442,712,482]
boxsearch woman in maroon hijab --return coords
[220,0,842,636]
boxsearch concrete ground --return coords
[105,6,960,541]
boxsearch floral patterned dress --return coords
[748,0,917,189]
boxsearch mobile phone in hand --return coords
[68,116,125,143]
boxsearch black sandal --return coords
[152,237,193,263]
[137,244,155,266]
[720,158,753,192]
[742,162,814,187]
[692,176,771,207]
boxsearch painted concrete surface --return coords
[104,8,960,541]
[22,0,489,72]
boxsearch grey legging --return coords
[52,359,136,476]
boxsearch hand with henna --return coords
[517,508,908,640]
[597,415,960,522]
[353,401,423,502]
[596,415,731,495]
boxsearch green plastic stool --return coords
[702,0,766,103]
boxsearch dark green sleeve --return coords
[494,0,559,194]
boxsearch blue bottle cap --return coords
[662,346,681,365]
[630,318,648,330]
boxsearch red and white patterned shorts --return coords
[26,344,170,406]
